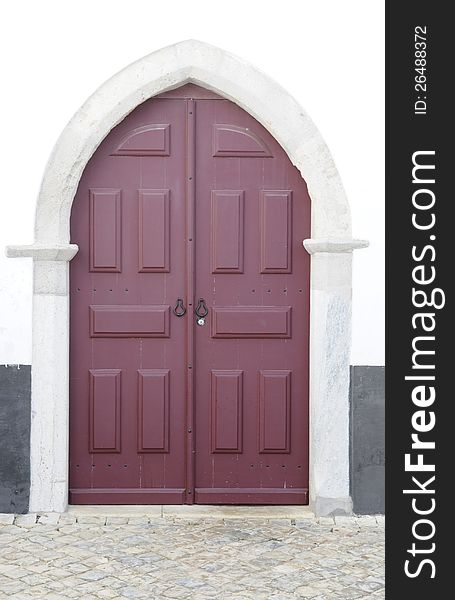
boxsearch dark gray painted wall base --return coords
[0,364,384,514]
[350,366,385,514]
[0,365,31,513]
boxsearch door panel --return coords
[70,98,187,503]
[260,190,293,273]
[194,98,310,504]
[258,370,291,454]
[89,305,170,338]
[70,85,310,505]
[137,369,170,453]
[211,306,292,338]
[211,190,245,273]
[210,370,244,453]
[138,189,170,272]
[89,188,122,272]
[89,369,121,453]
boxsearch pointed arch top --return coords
[27,39,351,245]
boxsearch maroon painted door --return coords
[69,84,310,505]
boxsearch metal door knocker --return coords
[195,298,208,325]
[173,298,187,317]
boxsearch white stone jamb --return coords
[6,244,78,512]
[303,238,368,516]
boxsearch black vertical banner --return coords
[386,1,450,596]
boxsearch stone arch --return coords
[7,40,367,515]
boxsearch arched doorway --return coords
[69,84,310,504]
[7,40,367,515]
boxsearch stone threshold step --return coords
[66,504,316,519]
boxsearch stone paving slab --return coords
[0,512,384,599]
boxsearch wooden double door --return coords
[69,84,310,504]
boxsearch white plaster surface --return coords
[0,1,384,366]
[1,4,385,513]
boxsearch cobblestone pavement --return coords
[0,512,384,599]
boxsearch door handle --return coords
[173,298,187,317]
[194,298,209,318]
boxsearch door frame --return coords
[7,40,368,516]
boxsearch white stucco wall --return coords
[0,0,384,366]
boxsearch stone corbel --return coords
[6,244,79,296]
[6,243,79,261]
[303,238,369,254]
[303,238,370,254]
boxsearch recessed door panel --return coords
[211,306,291,338]
[89,189,122,272]
[89,369,121,453]
[211,370,243,453]
[260,190,293,273]
[138,189,170,272]
[211,190,244,273]
[259,370,291,453]
[138,369,170,453]
[89,305,170,338]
